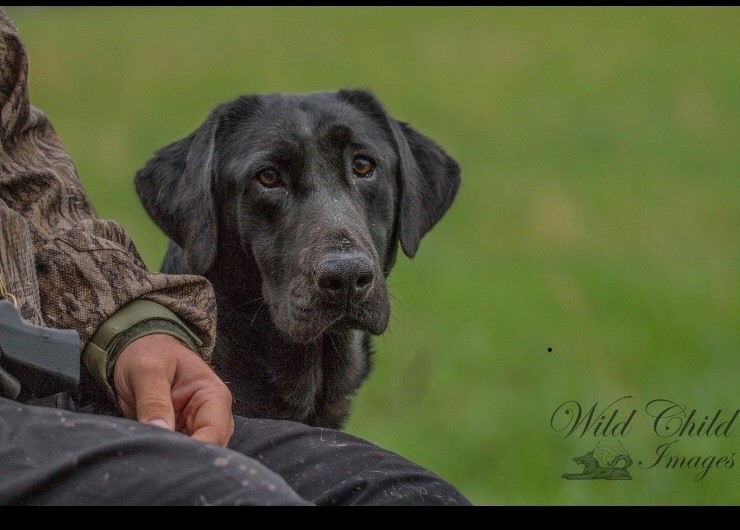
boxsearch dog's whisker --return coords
[249,302,266,327]
[221,296,265,319]
[327,334,340,357]
[388,292,406,322]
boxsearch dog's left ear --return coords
[338,89,461,257]
[388,119,461,257]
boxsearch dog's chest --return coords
[216,320,370,428]
[280,330,369,424]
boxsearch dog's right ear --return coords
[135,107,223,275]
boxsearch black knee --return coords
[229,417,471,506]
[0,400,309,505]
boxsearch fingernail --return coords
[147,419,172,430]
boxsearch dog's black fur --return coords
[135,89,460,428]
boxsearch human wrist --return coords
[82,299,202,403]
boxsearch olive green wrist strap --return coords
[82,299,203,403]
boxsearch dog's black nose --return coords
[315,251,375,305]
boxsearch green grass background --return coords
[8,7,738,504]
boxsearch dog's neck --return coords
[204,242,370,428]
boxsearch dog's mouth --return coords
[293,303,387,343]
[269,284,390,344]
[326,312,383,334]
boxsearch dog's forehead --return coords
[248,93,389,145]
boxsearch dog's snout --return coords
[315,251,375,305]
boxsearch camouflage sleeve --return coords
[0,11,216,376]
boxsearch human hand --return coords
[113,333,234,447]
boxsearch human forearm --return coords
[0,9,217,395]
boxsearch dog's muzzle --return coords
[314,250,375,309]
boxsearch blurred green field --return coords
[8,7,739,504]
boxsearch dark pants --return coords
[0,398,470,505]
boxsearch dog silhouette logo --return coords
[562,440,633,480]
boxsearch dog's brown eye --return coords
[352,157,375,178]
[256,168,282,188]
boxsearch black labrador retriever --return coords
[135,89,460,428]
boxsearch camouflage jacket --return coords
[0,9,216,400]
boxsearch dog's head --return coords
[573,452,595,465]
[136,90,460,343]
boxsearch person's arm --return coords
[0,9,233,445]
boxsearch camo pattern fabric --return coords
[0,9,216,362]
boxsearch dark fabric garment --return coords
[0,398,470,506]
[228,417,470,506]
[0,398,307,506]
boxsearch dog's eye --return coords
[255,168,283,188]
[352,156,375,178]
